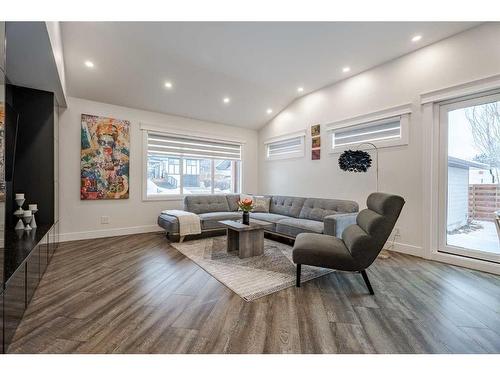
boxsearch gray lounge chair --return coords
[292,192,405,294]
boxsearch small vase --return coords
[242,211,250,225]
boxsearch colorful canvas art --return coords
[80,114,130,200]
[311,124,321,160]
[311,124,320,137]
[312,136,321,149]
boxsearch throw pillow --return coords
[239,194,270,213]
[253,196,271,213]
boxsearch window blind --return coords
[147,132,241,160]
[332,116,401,148]
[266,135,304,159]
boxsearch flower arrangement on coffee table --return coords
[237,198,254,225]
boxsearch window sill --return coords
[265,153,305,161]
[143,192,240,202]
[329,138,408,154]
[143,195,184,202]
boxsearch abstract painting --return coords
[312,136,321,149]
[312,149,321,160]
[311,124,320,137]
[80,114,130,200]
[311,124,321,160]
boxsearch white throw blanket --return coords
[162,209,202,237]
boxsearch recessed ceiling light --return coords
[84,60,94,68]
[297,87,304,93]
[342,66,351,73]
[412,34,422,42]
[223,97,231,104]
[266,108,273,114]
[164,81,173,89]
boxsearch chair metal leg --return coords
[360,270,374,295]
[296,264,301,287]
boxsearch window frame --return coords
[437,90,500,265]
[264,131,306,161]
[326,104,411,154]
[142,130,242,201]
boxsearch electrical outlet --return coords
[101,216,110,224]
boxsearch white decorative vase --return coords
[30,208,38,228]
[14,208,25,230]
[14,194,26,230]
[23,212,33,231]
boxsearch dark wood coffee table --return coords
[218,219,273,259]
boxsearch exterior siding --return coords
[447,166,469,231]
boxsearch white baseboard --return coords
[57,225,164,243]
[384,241,425,258]
[430,251,500,275]
[384,241,500,275]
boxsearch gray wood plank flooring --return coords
[7,232,500,353]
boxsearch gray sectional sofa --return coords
[158,194,359,241]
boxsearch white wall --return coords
[58,97,259,241]
[45,21,67,104]
[258,23,500,255]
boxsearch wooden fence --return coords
[469,184,500,221]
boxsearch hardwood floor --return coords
[7,232,500,354]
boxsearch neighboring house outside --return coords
[447,156,489,231]
[214,159,232,192]
[147,157,234,195]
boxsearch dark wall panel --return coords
[3,264,25,349]
[1,291,4,353]
[6,84,54,227]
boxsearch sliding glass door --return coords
[439,92,500,263]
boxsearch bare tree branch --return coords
[465,102,500,180]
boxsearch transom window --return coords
[332,116,402,148]
[265,133,305,160]
[144,131,241,199]
[327,106,411,152]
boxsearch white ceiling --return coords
[61,22,479,129]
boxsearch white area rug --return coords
[170,236,334,301]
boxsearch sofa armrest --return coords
[157,214,180,234]
[323,213,358,237]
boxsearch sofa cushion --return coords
[247,212,289,232]
[198,211,242,230]
[225,194,241,212]
[299,198,359,221]
[268,195,306,218]
[275,217,324,238]
[184,195,230,214]
[250,212,289,223]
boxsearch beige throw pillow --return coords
[239,194,270,213]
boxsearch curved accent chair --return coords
[292,192,405,295]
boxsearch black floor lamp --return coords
[338,142,393,257]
